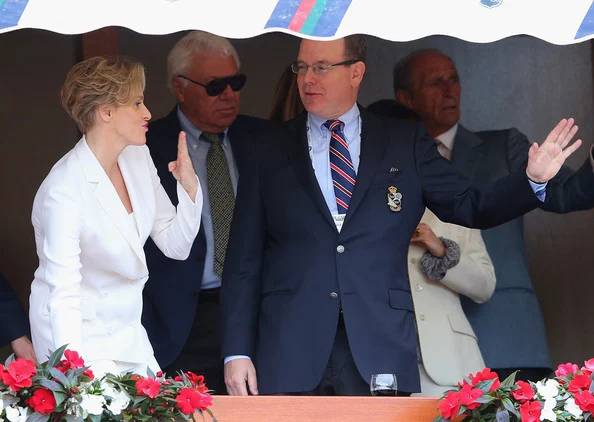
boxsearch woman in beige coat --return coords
[409,208,495,396]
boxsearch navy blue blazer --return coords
[454,125,594,370]
[141,108,274,368]
[0,273,29,347]
[221,108,543,394]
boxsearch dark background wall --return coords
[1,28,592,365]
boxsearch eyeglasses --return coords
[290,59,362,75]
[177,74,247,96]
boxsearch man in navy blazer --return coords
[221,36,583,395]
[0,273,35,361]
[394,48,594,382]
[141,31,273,394]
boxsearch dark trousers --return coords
[165,288,226,395]
[493,367,553,383]
[279,314,410,396]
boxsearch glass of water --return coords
[370,373,398,396]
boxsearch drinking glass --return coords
[370,373,398,396]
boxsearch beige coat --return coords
[409,209,495,394]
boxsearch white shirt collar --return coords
[434,123,459,151]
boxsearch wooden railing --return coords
[202,395,445,421]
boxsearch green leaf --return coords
[3,353,16,367]
[53,390,68,407]
[495,408,510,422]
[89,413,102,422]
[47,344,68,368]
[500,371,519,388]
[49,367,72,388]
[501,398,520,418]
[39,378,64,392]
[26,412,50,422]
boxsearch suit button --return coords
[419,314,426,321]
[415,284,423,292]
[410,257,417,264]
[336,245,345,253]
[329,292,339,299]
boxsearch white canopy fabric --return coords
[1,0,594,45]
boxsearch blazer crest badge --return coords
[387,186,402,212]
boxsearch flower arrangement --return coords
[0,345,215,421]
[435,358,594,422]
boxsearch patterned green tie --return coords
[202,132,235,277]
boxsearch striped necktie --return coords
[324,119,356,214]
[202,132,234,277]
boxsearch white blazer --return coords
[409,209,495,391]
[30,137,203,371]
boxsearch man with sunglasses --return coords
[141,30,273,394]
[221,35,583,396]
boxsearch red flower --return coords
[470,368,500,391]
[2,358,36,392]
[458,384,483,410]
[574,390,594,413]
[63,349,85,369]
[512,380,535,402]
[439,391,461,419]
[135,377,161,399]
[555,362,579,378]
[185,372,205,387]
[176,388,199,414]
[29,388,57,414]
[519,400,542,422]
[581,358,594,377]
[176,387,213,414]
[83,369,94,380]
[569,373,592,393]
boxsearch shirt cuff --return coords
[528,179,547,202]
[419,237,461,281]
[224,355,251,365]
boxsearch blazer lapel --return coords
[75,139,147,268]
[343,108,392,226]
[286,113,337,231]
[451,125,485,179]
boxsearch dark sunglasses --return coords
[177,74,247,96]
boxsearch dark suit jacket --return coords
[221,108,544,394]
[454,124,594,370]
[141,107,273,368]
[0,273,29,347]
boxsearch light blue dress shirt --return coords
[308,104,362,216]
[177,108,239,290]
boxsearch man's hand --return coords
[10,336,36,362]
[526,118,582,183]
[410,223,446,257]
[225,358,258,396]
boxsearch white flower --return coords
[80,393,106,415]
[5,406,28,422]
[536,379,559,400]
[106,390,130,415]
[564,397,583,418]
[539,398,557,421]
[101,380,130,415]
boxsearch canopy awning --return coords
[2,0,594,45]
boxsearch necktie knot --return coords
[201,132,224,145]
[323,119,345,133]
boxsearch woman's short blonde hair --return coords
[60,56,146,133]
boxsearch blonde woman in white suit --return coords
[409,208,495,396]
[29,56,203,377]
